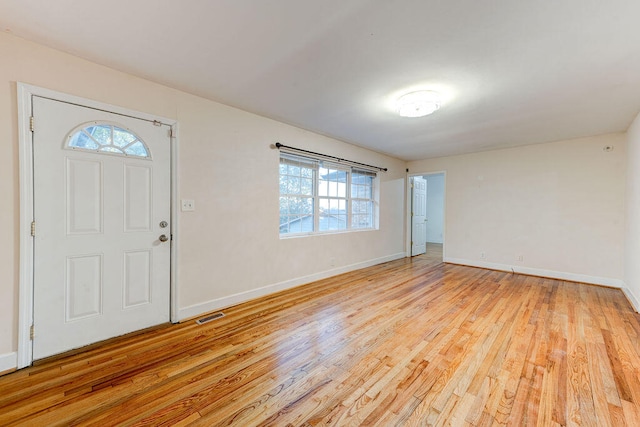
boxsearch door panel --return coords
[32,96,171,360]
[123,250,152,307]
[66,254,103,320]
[124,165,152,232]
[66,158,103,234]
[411,177,428,256]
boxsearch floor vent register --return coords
[195,312,225,325]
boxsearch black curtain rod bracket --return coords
[274,142,387,172]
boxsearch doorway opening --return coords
[408,172,445,262]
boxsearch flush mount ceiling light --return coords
[396,90,441,117]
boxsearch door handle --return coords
[159,234,169,242]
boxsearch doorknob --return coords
[159,234,169,242]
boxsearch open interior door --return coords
[411,177,427,256]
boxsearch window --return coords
[279,155,315,234]
[65,122,150,158]
[318,165,348,231]
[279,153,377,236]
[351,170,376,229]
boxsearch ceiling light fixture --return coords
[396,90,441,117]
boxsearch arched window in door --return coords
[65,122,150,158]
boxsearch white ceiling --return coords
[2,0,640,160]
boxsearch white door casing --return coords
[411,177,427,256]
[32,96,172,360]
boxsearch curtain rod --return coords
[274,142,388,172]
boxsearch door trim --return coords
[405,171,447,259]
[17,83,179,368]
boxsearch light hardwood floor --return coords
[2,246,640,426]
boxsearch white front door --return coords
[411,177,428,256]
[32,96,171,360]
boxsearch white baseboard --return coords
[622,287,640,313]
[444,257,626,289]
[178,252,406,321]
[0,352,17,374]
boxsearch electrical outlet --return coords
[330,257,336,267]
[480,252,486,259]
[516,255,524,262]
[181,199,195,211]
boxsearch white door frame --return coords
[405,171,447,258]
[17,83,179,368]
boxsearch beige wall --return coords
[0,32,406,359]
[625,112,640,310]
[1,29,635,368]
[174,94,407,315]
[408,134,627,285]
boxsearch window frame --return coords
[317,162,349,232]
[350,169,376,230]
[279,153,378,237]
[279,155,317,235]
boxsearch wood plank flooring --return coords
[2,246,640,426]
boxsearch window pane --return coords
[85,125,112,145]
[320,213,346,231]
[69,131,99,149]
[283,213,314,234]
[316,165,349,232]
[66,123,150,159]
[364,185,372,199]
[352,200,373,228]
[113,127,137,147]
[290,197,312,215]
[279,197,289,215]
[279,175,288,194]
[288,165,301,176]
[319,196,347,231]
[318,180,328,197]
[279,195,314,235]
[361,185,369,199]
[280,156,317,235]
[329,181,337,197]
[289,217,302,233]
[300,215,314,232]
[337,182,346,197]
[352,174,373,198]
[99,146,123,154]
[301,178,313,195]
[124,141,148,157]
[288,177,300,194]
[301,198,313,214]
